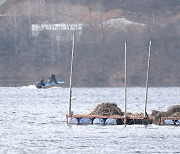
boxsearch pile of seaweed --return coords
[89,102,144,116]
[127,112,144,116]
[151,105,180,124]
[89,103,180,122]
[89,102,123,116]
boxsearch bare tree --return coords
[25,0,32,32]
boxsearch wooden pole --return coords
[124,41,127,124]
[144,41,151,117]
[68,34,75,115]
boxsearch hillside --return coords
[0,0,179,87]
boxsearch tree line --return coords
[0,0,179,87]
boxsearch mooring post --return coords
[124,41,127,124]
[68,34,75,116]
[144,40,151,118]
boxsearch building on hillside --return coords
[31,23,83,41]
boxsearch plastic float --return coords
[68,117,78,124]
[163,120,176,125]
[79,118,92,125]
[175,120,180,125]
[105,118,117,125]
[93,118,104,125]
[161,117,180,126]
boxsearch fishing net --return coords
[152,105,180,124]
[166,105,180,116]
[89,102,123,116]
[152,105,180,118]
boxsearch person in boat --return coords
[36,78,45,88]
[50,74,57,84]
[47,78,51,84]
[40,79,45,86]
[36,82,42,88]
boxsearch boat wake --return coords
[21,85,37,89]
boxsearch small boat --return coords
[36,81,64,89]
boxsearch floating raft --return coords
[66,114,180,126]
[66,103,180,126]
[66,114,154,125]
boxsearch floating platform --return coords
[66,114,180,126]
[66,114,154,125]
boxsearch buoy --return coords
[105,118,116,125]
[68,117,78,124]
[175,120,180,125]
[163,120,175,125]
[79,118,91,125]
[93,118,104,124]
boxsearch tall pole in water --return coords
[144,41,151,117]
[124,41,127,123]
[68,34,75,115]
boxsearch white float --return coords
[105,118,116,125]
[163,120,175,125]
[93,118,104,124]
[175,120,180,125]
[68,117,78,124]
[79,118,91,124]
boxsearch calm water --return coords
[0,87,179,154]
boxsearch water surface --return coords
[0,87,179,153]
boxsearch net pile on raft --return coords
[151,105,180,124]
[89,102,143,116]
[89,102,123,116]
[87,103,179,125]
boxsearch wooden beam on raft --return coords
[161,117,180,120]
[66,114,124,119]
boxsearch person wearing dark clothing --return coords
[50,74,57,83]
[36,82,42,88]
[51,74,55,79]
[40,79,45,86]
[48,78,51,83]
